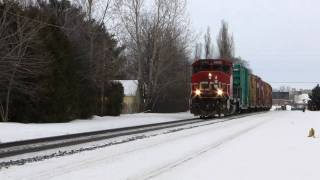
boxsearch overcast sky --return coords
[187,0,320,89]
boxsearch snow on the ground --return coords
[150,110,320,180]
[0,112,193,143]
[0,111,272,179]
[1,111,320,180]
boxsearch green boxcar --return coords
[233,64,249,109]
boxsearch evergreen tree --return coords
[37,16,97,122]
[0,0,126,123]
[308,84,320,111]
[103,82,124,116]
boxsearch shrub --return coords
[103,82,124,116]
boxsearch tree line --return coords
[194,21,250,70]
[0,0,245,123]
[0,0,193,123]
[113,0,192,113]
[308,85,320,111]
[0,0,125,122]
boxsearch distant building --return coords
[272,92,293,106]
[293,94,310,108]
[272,92,289,99]
[118,80,139,114]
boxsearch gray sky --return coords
[187,0,320,89]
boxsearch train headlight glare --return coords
[195,89,201,96]
[217,89,223,96]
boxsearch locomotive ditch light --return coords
[217,89,223,96]
[208,73,212,79]
[195,89,201,96]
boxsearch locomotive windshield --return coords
[193,64,230,74]
[200,82,209,90]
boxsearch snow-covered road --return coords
[1,111,320,180]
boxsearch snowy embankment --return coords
[151,110,320,180]
[1,111,320,180]
[0,112,193,143]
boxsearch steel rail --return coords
[0,112,266,159]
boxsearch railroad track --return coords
[0,112,266,160]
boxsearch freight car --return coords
[190,59,272,118]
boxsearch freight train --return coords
[190,59,272,118]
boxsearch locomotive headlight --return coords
[195,89,201,96]
[217,89,223,96]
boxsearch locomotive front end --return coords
[190,59,233,117]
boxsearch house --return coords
[118,80,139,114]
[272,92,293,106]
[293,93,310,108]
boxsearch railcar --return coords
[190,59,272,118]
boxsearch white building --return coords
[294,93,310,108]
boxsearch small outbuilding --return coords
[118,80,139,114]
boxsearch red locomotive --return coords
[190,59,272,118]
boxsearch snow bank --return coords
[0,112,193,143]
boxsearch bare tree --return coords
[204,26,213,58]
[194,42,202,60]
[144,0,191,111]
[73,0,113,63]
[217,20,234,59]
[0,3,45,122]
[114,0,145,111]
[115,0,191,112]
[72,0,121,115]
[94,0,118,116]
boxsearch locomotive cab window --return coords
[200,82,209,90]
[192,63,230,73]
[193,64,212,73]
[211,65,221,71]
[210,82,218,89]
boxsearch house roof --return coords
[118,80,138,96]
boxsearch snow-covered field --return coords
[0,112,194,143]
[1,110,320,180]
